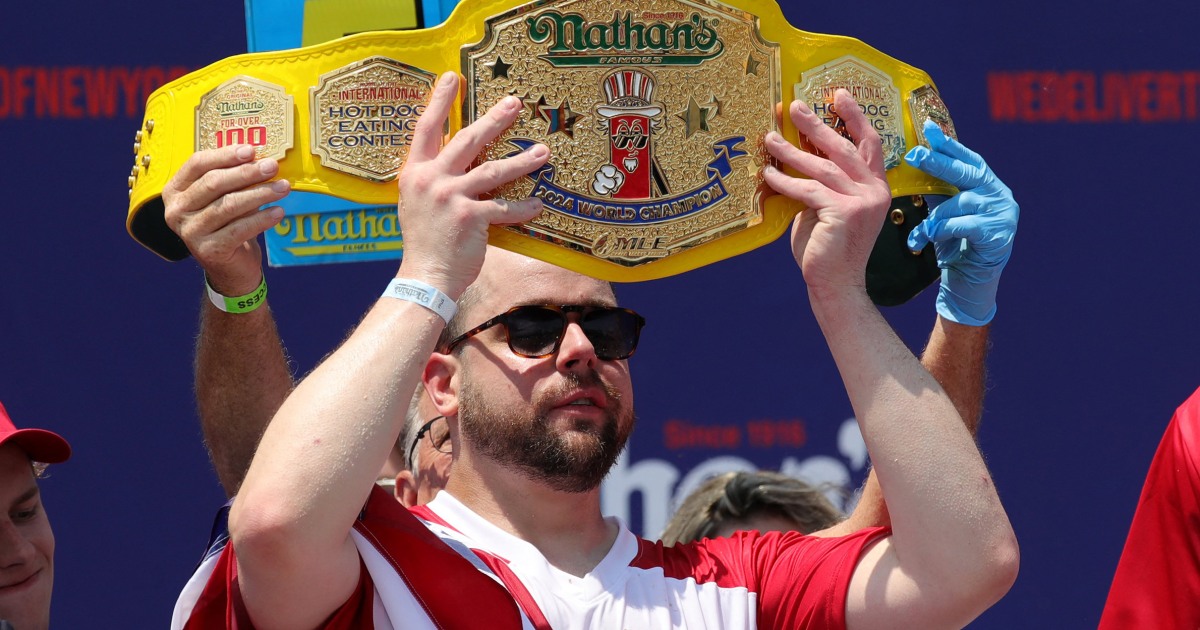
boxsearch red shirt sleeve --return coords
[636,526,889,630]
[182,542,376,629]
[1099,387,1200,629]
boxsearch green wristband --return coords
[206,274,267,314]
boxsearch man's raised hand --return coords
[763,89,891,294]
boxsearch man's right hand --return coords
[162,145,291,295]
[762,90,891,296]
[395,72,548,300]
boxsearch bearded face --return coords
[457,368,635,493]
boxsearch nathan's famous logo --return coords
[216,99,266,116]
[525,10,722,66]
[510,67,749,261]
[212,91,270,147]
[200,78,292,154]
[273,207,404,256]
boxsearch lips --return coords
[0,567,41,592]
[557,389,606,410]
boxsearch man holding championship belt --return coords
[161,51,1021,626]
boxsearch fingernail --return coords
[765,131,784,144]
[438,72,457,89]
[265,206,285,220]
[763,165,778,175]
[503,96,521,112]
[258,159,279,176]
[270,179,290,193]
[794,100,812,115]
[236,145,254,160]
[525,144,547,158]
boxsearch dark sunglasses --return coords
[440,304,646,361]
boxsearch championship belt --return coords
[126,0,958,283]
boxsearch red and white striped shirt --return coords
[174,487,885,629]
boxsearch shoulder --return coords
[1176,387,1200,446]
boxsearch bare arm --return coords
[765,91,1017,628]
[922,317,989,432]
[194,299,294,496]
[829,317,988,534]
[163,145,295,497]
[227,74,550,630]
[813,290,1012,629]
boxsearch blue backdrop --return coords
[2,0,1198,626]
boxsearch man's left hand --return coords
[905,120,1019,326]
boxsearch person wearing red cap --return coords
[0,401,70,630]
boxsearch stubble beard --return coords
[458,370,634,493]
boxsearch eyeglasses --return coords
[440,304,646,361]
[406,415,451,472]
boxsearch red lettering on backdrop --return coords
[987,72,1017,121]
[989,70,1200,123]
[0,65,193,120]
[14,67,33,118]
[116,68,142,117]
[662,418,809,450]
[34,68,59,118]
[1103,73,1134,121]
[140,66,165,111]
[62,67,84,119]
[745,419,807,448]
[1187,73,1200,118]
[663,419,742,450]
[84,68,120,118]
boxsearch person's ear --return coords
[424,354,460,418]
[395,470,418,508]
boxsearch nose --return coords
[555,320,598,372]
[0,520,35,569]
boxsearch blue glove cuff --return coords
[936,269,998,326]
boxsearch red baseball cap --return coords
[0,401,71,464]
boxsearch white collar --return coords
[427,490,641,600]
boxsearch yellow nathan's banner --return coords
[126,0,957,282]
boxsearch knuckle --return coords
[196,171,221,198]
[474,160,504,184]
[858,131,882,152]
[430,183,457,207]
[401,167,436,196]
[163,195,183,221]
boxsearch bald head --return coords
[441,247,617,347]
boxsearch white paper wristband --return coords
[381,278,457,324]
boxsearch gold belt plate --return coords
[127,0,958,281]
[464,0,777,279]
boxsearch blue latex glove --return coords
[905,120,1018,326]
